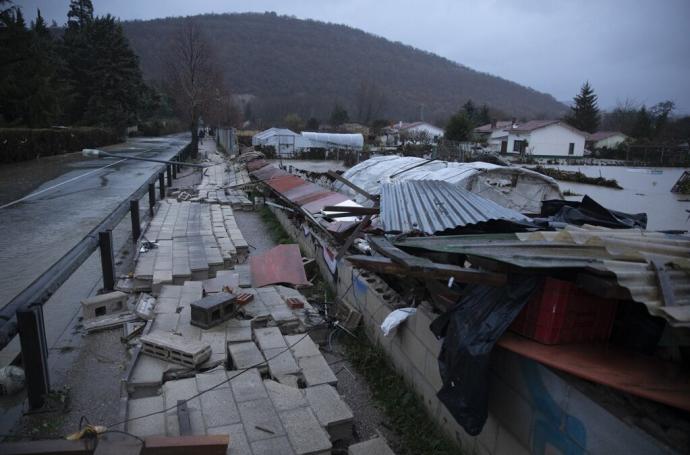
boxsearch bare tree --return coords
[164,18,222,158]
[355,79,387,125]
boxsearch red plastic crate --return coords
[510,278,618,345]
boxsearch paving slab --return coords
[228,341,266,370]
[305,384,354,441]
[252,435,296,455]
[263,347,301,379]
[226,319,253,344]
[279,407,332,455]
[264,380,308,412]
[200,388,241,428]
[238,398,286,442]
[348,437,395,455]
[196,369,231,391]
[254,327,287,351]
[230,368,268,403]
[128,355,172,389]
[208,423,252,455]
[127,396,166,437]
[162,377,206,436]
[298,355,338,387]
[285,334,321,359]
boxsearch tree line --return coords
[0,0,166,130]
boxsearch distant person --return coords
[198,129,205,145]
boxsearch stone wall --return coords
[269,205,673,455]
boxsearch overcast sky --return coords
[18,0,690,113]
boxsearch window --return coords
[569,143,575,155]
[513,140,524,152]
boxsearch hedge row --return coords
[0,127,120,164]
[135,119,185,137]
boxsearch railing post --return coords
[17,305,50,411]
[99,230,115,291]
[130,200,141,243]
[148,183,156,217]
[159,173,165,199]
[172,162,177,179]
[166,165,172,187]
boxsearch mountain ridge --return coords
[121,12,567,124]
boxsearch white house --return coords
[395,121,444,142]
[587,131,628,150]
[474,121,513,151]
[501,120,587,157]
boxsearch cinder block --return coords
[398,324,428,374]
[81,291,128,319]
[140,331,211,368]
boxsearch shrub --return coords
[0,127,120,163]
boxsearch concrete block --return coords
[298,355,337,387]
[201,330,228,355]
[162,377,206,436]
[305,384,354,442]
[411,368,440,418]
[398,324,428,374]
[228,341,266,371]
[251,436,296,455]
[226,319,253,344]
[285,335,321,359]
[279,407,332,455]
[264,379,308,412]
[254,327,287,351]
[348,437,395,455]
[413,304,442,357]
[423,346,443,392]
[81,291,128,319]
[140,331,211,368]
[201,388,241,428]
[127,396,166,437]
[230,368,268,403]
[238,398,286,442]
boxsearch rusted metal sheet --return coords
[301,193,349,214]
[498,332,690,412]
[250,244,310,288]
[282,182,333,205]
[266,175,306,193]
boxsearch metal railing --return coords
[0,142,192,351]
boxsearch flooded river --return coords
[553,165,689,231]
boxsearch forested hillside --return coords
[122,12,566,124]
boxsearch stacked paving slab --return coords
[126,281,351,455]
[196,162,253,209]
[133,201,249,294]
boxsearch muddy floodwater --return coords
[553,165,689,231]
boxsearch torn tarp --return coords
[430,275,541,435]
[540,195,647,229]
[249,244,310,288]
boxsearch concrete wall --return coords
[509,124,585,157]
[269,206,674,455]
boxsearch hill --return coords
[121,12,567,125]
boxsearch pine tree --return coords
[445,111,473,142]
[477,104,491,126]
[67,0,93,30]
[567,81,600,133]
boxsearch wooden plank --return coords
[93,437,141,455]
[346,255,506,286]
[327,171,377,201]
[367,236,435,271]
[142,435,229,455]
[0,439,94,454]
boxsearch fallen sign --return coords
[249,244,310,288]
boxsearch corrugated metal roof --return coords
[301,193,349,214]
[251,164,287,181]
[395,226,690,326]
[282,182,333,205]
[380,180,529,234]
[266,175,306,193]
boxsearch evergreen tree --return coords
[445,111,473,142]
[0,7,32,125]
[329,104,349,126]
[305,117,319,131]
[67,0,93,30]
[477,104,491,126]
[633,106,653,140]
[463,99,476,121]
[567,81,600,133]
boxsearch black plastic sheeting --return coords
[430,275,541,436]
[540,195,647,229]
